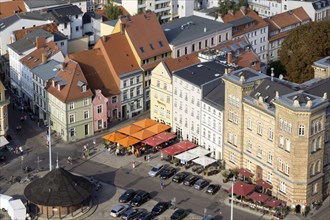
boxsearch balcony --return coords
[155,6,171,13]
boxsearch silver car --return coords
[110,204,130,217]
[148,164,164,177]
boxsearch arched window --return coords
[316,137,321,149]
[316,160,321,173]
[310,163,315,176]
[311,139,315,152]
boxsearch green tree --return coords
[104,0,123,20]
[279,20,330,83]
[218,0,248,16]
[267,60,286,78]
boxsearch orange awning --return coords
[131,129,156,140]
[117,124,143,135]
[102,132,127,142]
[133,118,158,128]
[146,123,171,134]
[116,136,140,147]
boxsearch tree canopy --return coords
[279,20,330,83]
[218,0,248,16]
[104,0,123,20]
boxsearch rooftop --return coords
[174,61,227,87]
[13,23,58,41]
[163,52,201,73]
[31,59,62,81]
[203,81,226,109]
[0,11,50,31]
[47,4,83,24]
[312,56,330,69]
[0,0,26,19]
[24,0,85,9]
[162,15,232,46]
[223,67,268,85]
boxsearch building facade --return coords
[92,89,108,132]
[0,80,9,136]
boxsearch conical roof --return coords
[24,168,92,207]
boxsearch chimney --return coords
[227,52,232,63]
[240,6,246,15]
[41,53,47,64]
[323,92,327,100]
[35,36,46,49]
[275,91,279,98]
[102,35,106,42]
[224,68,228,75]
[120,23,126,35]
[228,10,234,15]
[62,62,67,70]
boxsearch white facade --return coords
[146,0,172,23]
[171,27,232,58]
[25,0,88,13]
[200,101,223,160]
[177,0,195,17]
[249,0,284,18]
[0,18,50,55]
[83,14,102,45]
[57,14,83,40]
[54,39,68,56]
[172,75,201,144]
[120,71,144,119]
[122,0,147,15]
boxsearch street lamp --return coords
[48,119,52,171]
[230,176,235,220]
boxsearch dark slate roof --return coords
[24,0,85,9]
[203,81,225,109]
[249,78,296,105]
[304,78,330,97]
[223,67,268,85]
[312,0,330,10]
[8,29,53,53]
[31,59,62,81]
[53,31,67,41]
[0,11,50,31]
[228,16,255,26]
[103,19,118,27]
[162,15,232,46]
[24,168,92,206]
[0,14,19,31]
[48,4,83,24]
[83,11,102,24]
[174,61,227,87]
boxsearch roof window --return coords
[140,47,145,53]
[34,58,39,62]
[150,43,154,50]
[159,41,163,48]
[27,56,33,61]
[255,92,261,98]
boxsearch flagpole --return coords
[231,176,235,220]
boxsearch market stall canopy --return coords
[161,145,185,156]
[155,132,176,142]
[117,124,143,135]
[265,199,283,208]
[173,140,197,151]
[174,151,198,162]
[192,155,217,167]
[256,179,273,190]
[131,129,156,140]
[187,146,211,157]
[228,181,255,197]
[102,132,127,142]
[133,118,158,128]
[237,168,254,178]
[248,192,270,203]
[0,136,9,148]
[142,136,165,147]
[146,123,171,134]
[116,136,140,147]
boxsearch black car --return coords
[193,179,209,190]
[130,191,151,207]
[121,208,144,220]
[159,167,176,179]
[172,172,190,183]
[119,189,136,203]
[183,175,200,186]
[206,184,221,195]
[170,209,187,220]
[151,201,169,216]
[136,211,153,220]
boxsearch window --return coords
[285,163,289,175]
[312,183,318,195]
[279,181,286,193]
[157,80,160,87]
[247,140,252,152]
[310,163,315,176]
[176,50,180,57]
[84,110,89,119]
[229,152,235,164]
[136,76,140,83]
[85,124,89,135]
[154,105,158,113]
[233,134,238,146]
[167,96,170,104]
[97,119,103,129]
[278,158,283,171]
[268,152,273,164]
[316,137,321,150]
[192,44,195,52]
[311,139,315,152]
[112,96,117,103]
[279,136,284,148]
[316,160,320,173]
[247,118,252,130]
[69,128,75,137]
[69,102,74,110]
[130,78,134,85]
[257,146,262,158]
[268,128,273,140]
[247,159,252,170]
[285,139,290,152]
[76,26,79,31]
[267,172,272,183]
[257,123,263,135]
[97,105,102,114]
[69,114,75,123]
[299,125,305,136]
[123,80,127,87]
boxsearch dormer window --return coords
[57,84,61,91]
[82,85,87,92]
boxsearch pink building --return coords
[93,90,108,132]
[108,94,121,121]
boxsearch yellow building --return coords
[0,80,9,136]
[150,54,200,126]
[222,65,330,212]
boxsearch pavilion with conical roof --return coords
[24,167,92,219]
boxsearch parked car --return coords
[202,215,215,220]
[119,189,136,203]
[148,164,165,177]
[151,201,169,216]
[206,184,221,195]
[170,209,187,220]
[121,208,144,220]
[136,211,153,220]
[183,175,200,186]
[172,172,190,183]
[110,204,130,217]
[159,167,176,179]
[193,179,209,190]
[130,191,151,207]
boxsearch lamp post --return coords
[231,176,235,220]
[48,120,52,171]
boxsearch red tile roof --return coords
[13,23,58,41]
[163,52,201,73]
[266,7,311,29]
[0,0,26,19]
[46,58,93,103]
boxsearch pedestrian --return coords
[9,175,14,184]
[144,155,147,161]
[132,161,136,169]
[108,147,111,153]
[19,146,23,155]
[160,182,165,189]
[147,155,151,162]
[67,156,72,164]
